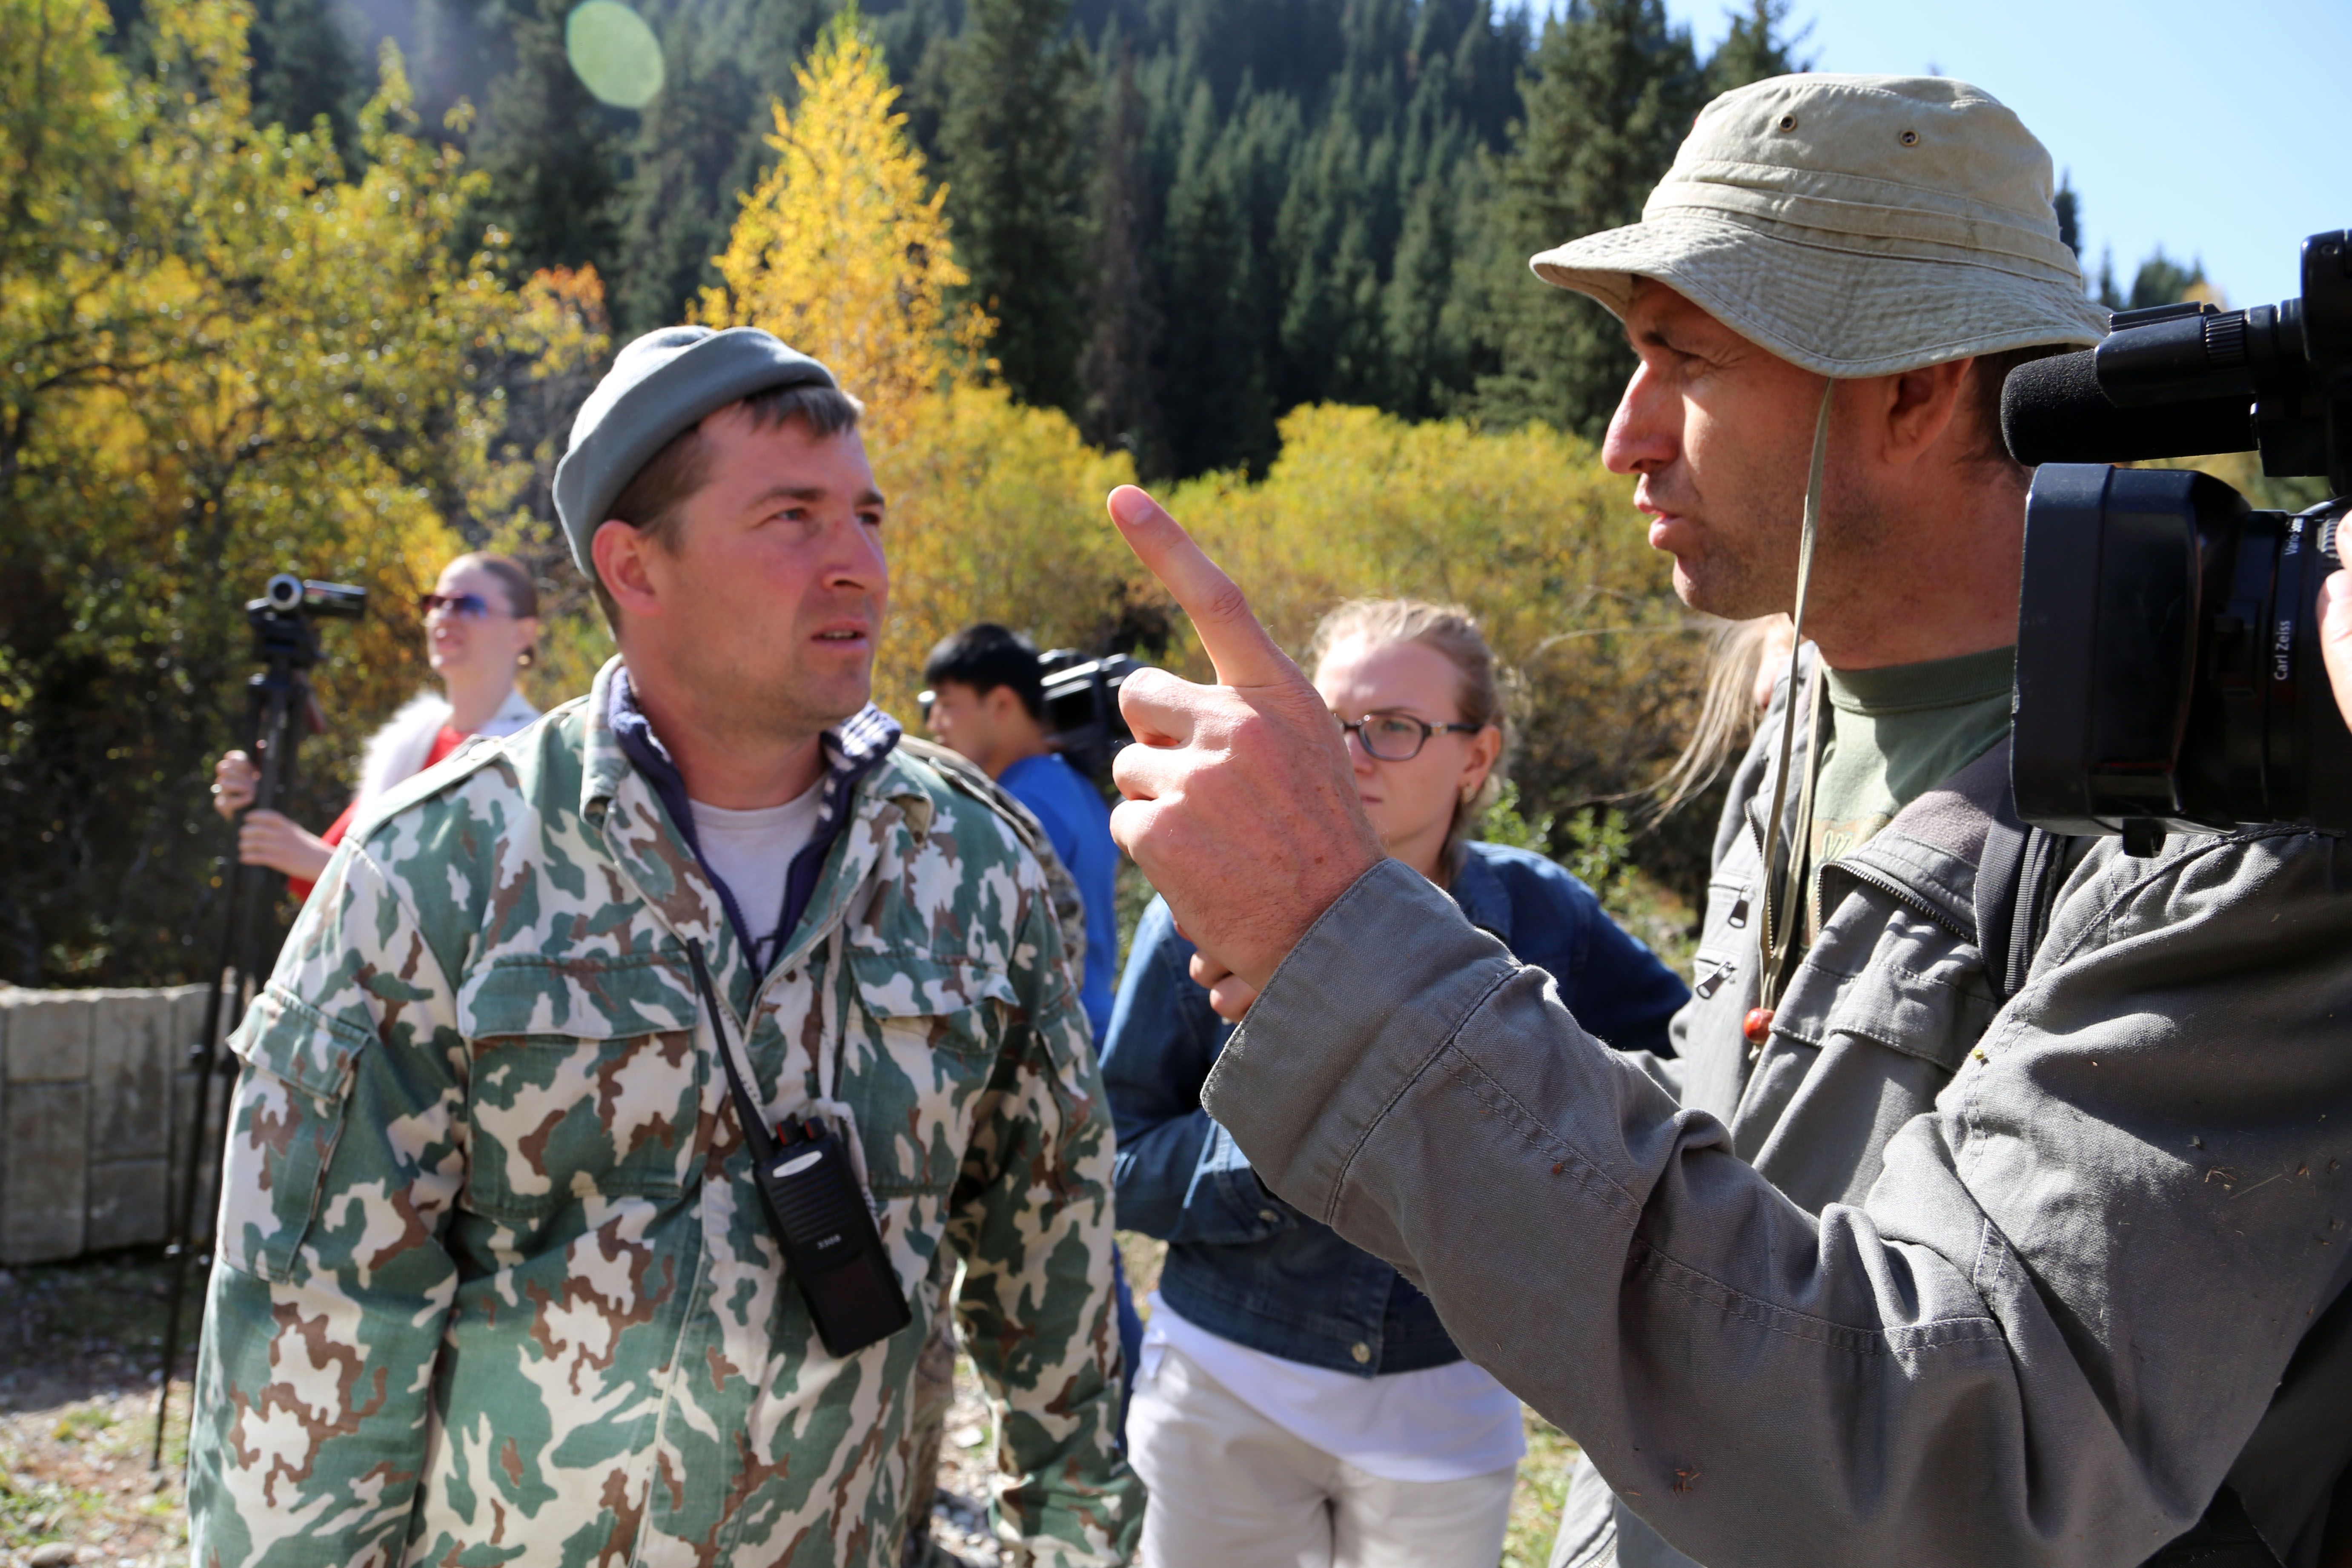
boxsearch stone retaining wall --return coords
[0,984,231,1265]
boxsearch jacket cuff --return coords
[1200,859,1517,1224]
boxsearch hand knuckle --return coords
[1120,666,1189,710]
[1199,578,1252,627]
[1115,670,1159,710]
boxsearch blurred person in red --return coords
[208,551,543,897]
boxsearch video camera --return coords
[2001,229,2349,846]
[245,573,366,673]
[1037,648,1146,785]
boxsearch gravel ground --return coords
[0,1251,1066,1568]
[910,1363,1006,1568]
[0,1252,196,1567]
[0,1252,1022,1568]
[1,1243,1578,1567]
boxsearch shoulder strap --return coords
[894,737,1090,970]
[1975,789,2032,1000]
[1972,774,2080,1003]
[896,737,1048,850]
[1876,734,2077,1003]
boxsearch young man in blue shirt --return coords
[923,624,1121,1041]
[917,623,1145,1504]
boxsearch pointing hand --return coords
[1105,486,1384,995]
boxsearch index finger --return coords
[1107,485,1298,690]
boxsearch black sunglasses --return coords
[420,591,507,619]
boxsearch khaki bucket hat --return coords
[1530,74,2109,377]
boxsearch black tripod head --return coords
[246,573,365,673]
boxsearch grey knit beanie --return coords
[552,326,838,573]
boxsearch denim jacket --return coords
[1103,840,1689,1377]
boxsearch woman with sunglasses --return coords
[210,552,543,897]
[1103,598,1689,1568]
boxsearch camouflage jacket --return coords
[189,656,1138,1567]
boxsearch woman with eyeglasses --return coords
[209,552,544,897]
[1102,598,1689,1568]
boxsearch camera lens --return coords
[2014,465,2349,837]
[264,573,305,612]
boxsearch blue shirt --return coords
[1101,840,1689,1376]
[999,753,1120,1043]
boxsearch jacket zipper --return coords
[1828,859,1973,944]
[1748,802,1976,949]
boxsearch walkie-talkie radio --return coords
[686,940,911,1357]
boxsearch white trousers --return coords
[1128,1341,1518,1568]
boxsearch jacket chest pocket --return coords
[1790,879,1997,1075]
[1734,889,1999,1207]
[841,948,1018,1198]
[457,957,704,1221]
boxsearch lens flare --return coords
[565,0,663,109]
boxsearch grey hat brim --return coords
[1531,211,2109,378]
[553,327,838,574]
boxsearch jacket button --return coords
[1258,1209,1279,1223]
[1351,1342,1371,1364]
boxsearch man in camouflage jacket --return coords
[188,327,1139,1565]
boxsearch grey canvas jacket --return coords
[1200,675,2352,1568]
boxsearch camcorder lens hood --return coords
[2016,467,2346,840]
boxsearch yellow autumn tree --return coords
[687,18,1710,914]
[0,0,535,982]
[698,10,989,444]
[469,264,622,711]
[872,386,1144,715]
[1164,405,1705,837]
[689,8,1137,717]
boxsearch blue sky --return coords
[1649,0,2352,310]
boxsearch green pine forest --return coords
[6,0,2220,991]
[192,0,2187,482]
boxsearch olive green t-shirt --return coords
[1807,645,2015,912]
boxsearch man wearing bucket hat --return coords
[187,326,1140,1565]
[1095,75,2352,1568]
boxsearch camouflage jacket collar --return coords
[583,656,906,981]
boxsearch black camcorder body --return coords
[915,647,1146,787]
[2002,230,2351,844]
[1038,648,1145,785]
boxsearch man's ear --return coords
[1877,358,1974,468]
[983,683,1022,723]
[592,519,662,621]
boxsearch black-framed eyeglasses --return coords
[421,591,507,620]
[1335,711,1484,762]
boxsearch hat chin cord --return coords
[1745,380,1835,1050]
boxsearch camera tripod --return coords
[152,576,361,1470]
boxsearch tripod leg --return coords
[153,674,284,1471]
[151,883,242,1471]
